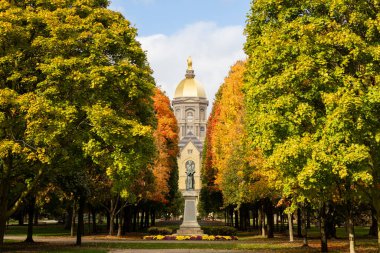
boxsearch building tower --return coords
[172,57,209,196]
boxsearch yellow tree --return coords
[210,61,277,234]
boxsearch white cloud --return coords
[137,22,246,113]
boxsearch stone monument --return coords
[172,57,207,235]
[177,160,203,235]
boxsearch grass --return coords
[294,225,371,239]
[2,239,378,253]
[5,224,70,236]
[2,224,379,252]
[5,224,109,237]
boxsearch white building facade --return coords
[172,58,208,196]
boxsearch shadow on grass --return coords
[1,241,106,253]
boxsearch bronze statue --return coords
[185,160,195,190]
[187,56,193,70]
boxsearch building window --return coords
[187,111,193,122]
[200,108,205,121]
[188,149,193,154]
[200,126,205,131]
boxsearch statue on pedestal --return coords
[185,160,195,190]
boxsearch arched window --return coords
[187,111,193,123]
[200,108,205,121]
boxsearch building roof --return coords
[174,57,207,99]
[179,132,203,152]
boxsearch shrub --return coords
[143,235,238,240]
[201,226,237,236]
[147,226,173,235]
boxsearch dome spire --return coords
[185,56,195,79]
[187,56,193,70]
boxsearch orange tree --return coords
[149,87,181,215]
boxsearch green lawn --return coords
[2,239,378,253]
[5,224,109,237]
[2,224,378,253]
[5,224,70,236]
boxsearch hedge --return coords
[147,226,173,235]
[201,226,237,236]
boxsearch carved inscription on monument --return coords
[184,199,196,222]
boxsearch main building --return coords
[172,57,208,196]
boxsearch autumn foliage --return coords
[150,88,179,204]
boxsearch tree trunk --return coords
[140,209,144,230]
[76,195,85,246]
[326,207,337,239]
[109,199,115,236]
[71,201,76,237]
[0,157,11,248]
[91,207,97,234]
[33,208,39,226]
[307,208,311,229]
[375,199,380,251]
[347,209,355,253]
[87,209,91,235]
[124,205,131,233]
[151,209,155,226]
[288,212,294,242]
[145,208,149,228]
[301,205,308,247]
[254,208,258,229]
[320,203,328,253]
[276,211,279,232]
[259,204,266,237]
[25,196,36,243]
[17,212,24,226]
[369,207,377,237]
[297,208,302,238]
[0,209,7,249]
[377,214,380,250]
[106,212,110,231]
[0,182,9,247]
[239,207,244,230]
[64,207,72,230]
[229,207,233,227]
[265,199,274,238]
[133,206,137,232]
[234,210,239,229]
[117,206,123,237]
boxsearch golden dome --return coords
[174,78,206,98]
[174,57,207,98]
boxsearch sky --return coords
[109,0,251,107]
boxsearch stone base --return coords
[176,228,204,235]
[176,190,203,235]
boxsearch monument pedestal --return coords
[176,191,203,235]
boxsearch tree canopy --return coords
[244,0,380,251]
[0,0,156,245]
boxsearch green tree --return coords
[0,0,156,246]
[244,0,379,252]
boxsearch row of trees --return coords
[201,1,380,253]
[0,0,180,247]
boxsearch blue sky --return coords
[110,0,250,36]
[109,0,251,105]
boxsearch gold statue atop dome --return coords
[187,56,193,70]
